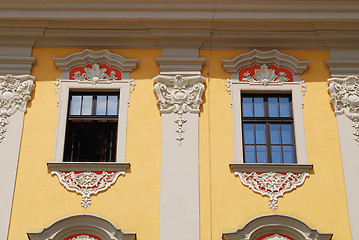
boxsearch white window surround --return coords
[27,214,136,240]
[52,79,130,165]
[222,214,332,240]
[222,49,312,172]
[50,49,138,171]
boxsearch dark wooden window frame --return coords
[63,92,120,162]
[241,93,297,164]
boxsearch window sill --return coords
[230,163,313,173]
[47,162,130,172]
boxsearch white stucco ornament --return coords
[242,64,290,86]
[263,234,290,240]
[0,74,35,143]
[51,171,124,208]
[328,75,359,142]
[70,235,96,240]
[154,74,206,144]
[73,63,118,84]
[235,171,309,210]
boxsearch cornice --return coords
[326,60,359,76]
[0,57,36,74]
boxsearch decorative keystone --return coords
[0,74,35,143]
[153,74,206,144]
[328,75,359,142]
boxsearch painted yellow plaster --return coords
[8,48,351,240]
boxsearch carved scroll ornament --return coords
[242,64,290,86]
[72,63,118,84]
[51,170,124,208]
[70,235,97,240]
[154,74,205,144]
[0,74,35,143]
[235,171,309,210]
[328,75,359,142]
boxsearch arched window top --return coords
[222,215,332,240]
[27,215,136,240]
[222,49,309,82]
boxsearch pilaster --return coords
[154,48,205,240]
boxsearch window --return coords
[242,94,296,164]
[63,92,119,162]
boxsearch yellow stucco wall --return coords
[8,49,351,240]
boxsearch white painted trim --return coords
[53,49,138,80]
[230,163,313,173]
[53,79,130,163]
[47,162,130,172]
[27,214,136,240]
[0,74,35,240]
[0,56,36,74]
[231,82,307,164]
[222,214,332,240]
[222,49,309,77]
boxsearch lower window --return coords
[63,92,119,162]
[242,94,296,164]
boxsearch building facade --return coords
[1,1,359,240]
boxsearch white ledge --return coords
[47,162,130,172]
[230,163,313,173]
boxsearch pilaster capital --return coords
[0,74,35,142]
[328,75,359,142]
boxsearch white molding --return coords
[222,215,332,240]
[0,56,36,74]
[234,171,309,211]
[154,74,205,144]
[47,162,130,172]
[230,82,307,165]
[230,163,313,173]
[222,49,309,78]
[326,60,359,76]
[53,49,138,79]
[51,170,125,209]
[53,79,130,163]
[328,75,359,142]
[27,214,136,240]
[0,74,35,240]
[0,74,35,142]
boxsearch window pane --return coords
[279,97,291,117]
[242,97,253,117]
[271,146,283,163]
[243,124,255,144]
[96,96,107,115]
[70,96,81,115]
[107,95,118,115]
[268,97,279,117]
[244,145,256,163]
[256,145,267,163]
[283,146,295,163]
[281,124,293,144]
[253,97,264,117]
[255,124,265,144]
[82,96,93,115]
[270,124,281,144]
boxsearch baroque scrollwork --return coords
[154,74,206,144]
[263,234,290,240]
[235,171,309,210]
[0,74,35,143]
[51,170,124,208]
[73,63,118,84]
[70,235,96,240]
[328,75,359,142]
[242,64,290,86]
